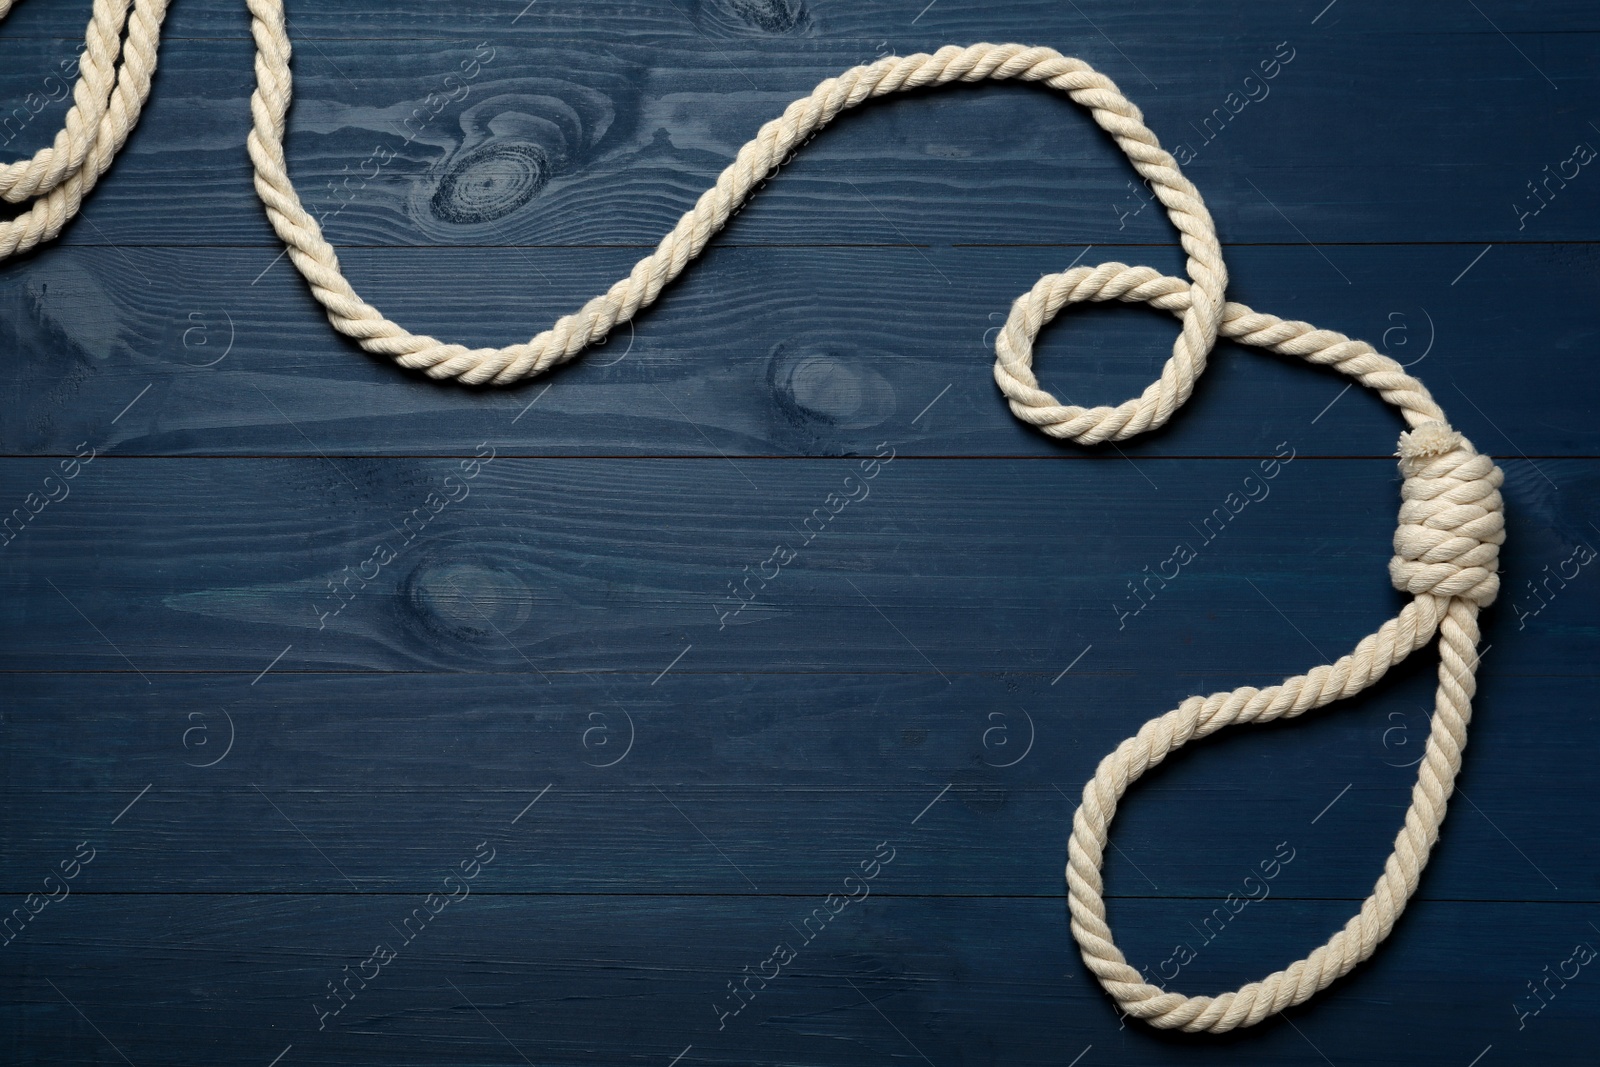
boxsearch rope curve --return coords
[246,5,1227,438]
[0,0,170,261]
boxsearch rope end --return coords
[1396,421,1461,477]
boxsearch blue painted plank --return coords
[0,457,1590,672]
[2,242,1596,457]
[0,666,1591,902]
[5,0,1600,40]
[1,893,1594,1065]
[1,29,1596,251]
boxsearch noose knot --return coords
[1389,421,1505,606]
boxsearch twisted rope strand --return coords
[0,0,170,261]
[0,0,127,202]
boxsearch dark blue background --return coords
[2,1,1597,1064]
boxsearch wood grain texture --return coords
[4,0,1600,40]
[0,666,1593,901]
[5,895,1594,1067]
[1,455,1594,671]
[2,22,1598,251]
[2,2,1598,1065]
[2,243,1597,458]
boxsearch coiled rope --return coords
[0,0,170,261]
[4,1,1507,1034]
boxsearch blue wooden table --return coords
[3,1,1597,1064]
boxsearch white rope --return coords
[0,0,170,261]
[245,16,1505,1027]
[4,1,1507,1034]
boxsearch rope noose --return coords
[998,267,1504,1028]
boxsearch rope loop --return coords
[983,262,1504,1030]
[993,262,1201,444]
